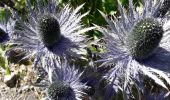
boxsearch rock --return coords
[4,73,18,88]
[25,92,37,100]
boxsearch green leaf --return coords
[0,54,6,69]
[0,44,11,75]
[0,8,5,21]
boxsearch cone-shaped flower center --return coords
[38,15,61,47]
[47,81,72,99]
[126,18,163,60]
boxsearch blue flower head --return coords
[96,0,170,99]
[11,0,94,68]
[44,58,88,100]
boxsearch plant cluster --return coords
[1,0,170,100]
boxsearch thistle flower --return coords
[10,0,94,68]
[43,58,87,100]
[96,0,170,99]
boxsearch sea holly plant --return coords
[37,57,88,100]
[95,0,170,99]
[10,0,94,69]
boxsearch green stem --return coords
[0,44,11,75]
[5,66,11,75]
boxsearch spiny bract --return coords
[126,18,163,59]
[153,0,170,17]
[47,81,72,100]
[38,15,61,47]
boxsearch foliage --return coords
[0,44,11,75]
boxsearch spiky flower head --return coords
[43,58,87,100]
[96,0,170,99]
[10,0,94,68]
